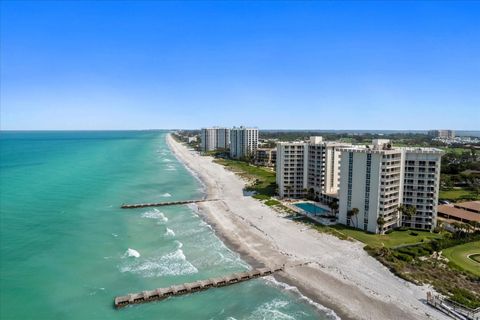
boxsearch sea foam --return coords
[248,299,295,320]
[123,248,140,258]
[141,208,168,222]
[164,227,175,237]
[264,276,340,320]
[120,249,198,277]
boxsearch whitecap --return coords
[111,233,118,237]
[175,240,183,249]
[119,249,198,277]
[141,208,168,222]
[162,158,173,162]
[165,227,175,237]
[123,248,140,258]
[161,192,172,197]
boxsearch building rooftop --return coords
[337,145,444,154]
[438,204,480,222]
[453,201,480,213]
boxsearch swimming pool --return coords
[294,202,329,215]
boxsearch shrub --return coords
[252,194,270,200]
[409,231,419,236]
[394,252,413,262]
[265,199,280,206]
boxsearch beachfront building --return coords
[402,148,443,230]
[276,136,350,201]
[255,148,276,167]
[230,127,258,159]
[200,127,230,152]
[337,140,443,233]
[276,141,308,198]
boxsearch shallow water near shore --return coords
[0,131,337,319]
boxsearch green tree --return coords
[350,207,359,227]
[377,215,386,234]
[329,201,339,217]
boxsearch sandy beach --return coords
[167,134,449,320]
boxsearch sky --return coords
[1,1,479,130]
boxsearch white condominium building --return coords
[276,136,350,200]
[276,141,308,198]
[200,127,230,152]
[402,148,443,230]
[337,140,443,233]
[230,127,258,159]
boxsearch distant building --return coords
[230,127,259,159]
[256,148,276,167]
[276,136,350,201]
[200,127,230,152]
[428,130,455,139]
[216,128,230,150]
[337,140,443,233]
[188,136,198,143]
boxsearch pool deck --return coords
[283,201,337,225]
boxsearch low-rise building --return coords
[256,148,276,167]
[438,201,480,225]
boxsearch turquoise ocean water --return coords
[0,131,336,319]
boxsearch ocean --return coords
[0,131,336,319]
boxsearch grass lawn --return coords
[213,158,276,196]
[439,189,480,201]
[441,147,471,155]
[325,225,443,248]
[442,241,480,277]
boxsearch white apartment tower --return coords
[402,149,443,230]
[200,127,230,152]
[215,128,230,150]
[337,140,443,233]
[276,141,308,198]
[276,137,350,200]
[230,127,258,159]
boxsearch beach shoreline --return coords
[167,133,449,320]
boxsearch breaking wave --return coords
[119,249,198,277]
[247,299,295,320]
[264,276,340,320]
[165,227,175,237]
[123,248,140,258]
[141,208,168,222]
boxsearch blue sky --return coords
[1,1,479,130]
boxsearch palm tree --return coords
[398,204,416,222]
[377,215,386,234]
[307,188,315,201]
[328,201,339,217]
[347,210,353,227]
[350,207,359,228]
[406,206,417,219]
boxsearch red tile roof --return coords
[438,204,480,222]
[454,201,480,213]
